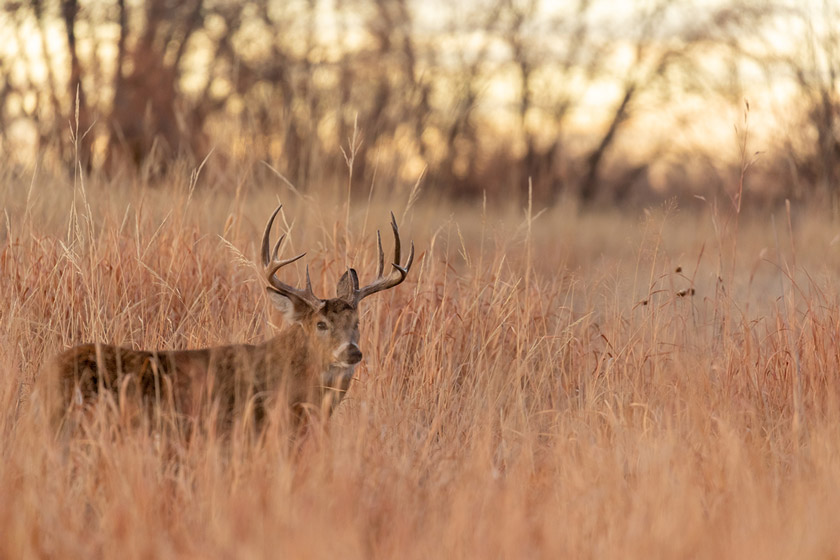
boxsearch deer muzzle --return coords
[334,342,363,366]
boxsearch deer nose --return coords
[345,343,362,364]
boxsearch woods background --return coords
[2,0,838,207]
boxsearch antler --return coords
[262,205,322,308]
[355,212,414,303]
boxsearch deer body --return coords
[46,205,412,434]
[52,331,350,430]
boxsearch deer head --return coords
[261,205,414,370]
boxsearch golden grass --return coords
[3,172,840,559]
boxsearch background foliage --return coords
[2,0,839,205]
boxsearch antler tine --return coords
[375,230,384,278]
[271,234,285,262]
[265,251,307,281]
[261,204,321,308]
[390,211,401,265]
[401,240,415,273]
[261,205,283,267]
[355,212,414,303]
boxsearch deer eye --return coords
[316,321,328,331]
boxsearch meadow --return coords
[2,166,840,559]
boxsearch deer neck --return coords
[260,325,329,379]
[260,326,355,412]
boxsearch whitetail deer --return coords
[45,205,413,434]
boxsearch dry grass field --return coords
[3,167,840,559]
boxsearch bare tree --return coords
[0,0,828,206]
[777,2,840,199]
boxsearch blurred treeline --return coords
[1,0,838,206]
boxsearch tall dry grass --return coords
[2,164,840,559]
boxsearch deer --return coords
[43,205,414,436]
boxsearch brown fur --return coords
[45,303,361,437]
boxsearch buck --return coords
[45,205,413,434]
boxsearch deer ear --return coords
[266,287,317,324]
[336,268,359,302]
